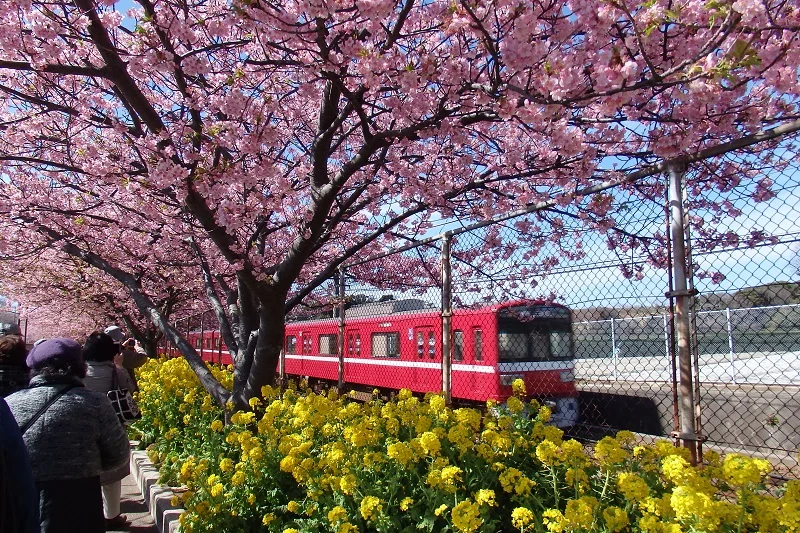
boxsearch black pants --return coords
[37,476,104,533]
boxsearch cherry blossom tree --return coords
[0,0,798,408]
[0,247,200,354]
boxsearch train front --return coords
[495,303,579,428]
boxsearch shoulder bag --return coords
[108,369,141,423]
[19,385,75,434]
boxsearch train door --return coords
[451,328,474,397]
[345,328,363,383]
[414,326,437,392]
[300,331,312,373]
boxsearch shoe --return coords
[105,514,129,530]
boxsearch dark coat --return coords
[0,362,29,398]
[0,397,39,533]
[6,374,130,533]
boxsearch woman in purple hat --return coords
[5,338,130,533]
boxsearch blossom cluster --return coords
[134,358,800,532]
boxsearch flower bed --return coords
[132,358,800,533]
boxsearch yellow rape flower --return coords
[359,495,383,521]
[219,458,234,473]
[400,497,414,511]
[542,509,565,532]
[603,506,629,532]
[419,431,441,456]
[565,467,589,490]
[507,396,524,414]
[511,507,534,530]
[564,497,597,529]
[594,436,628,467]
[474,489,496,507]
[452,500,482,533]
[428,394,446,413]
[328,505,348,524]
[340,474,357,495]
[618,472,650,501]
[499,467,535,496]
[722,453,771,487]
[536,440,559,465]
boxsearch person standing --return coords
[103,326,147,391]
[5,338,130,533]
[82,332,136,530]
[0,334,29,397]
[0,396,39,533]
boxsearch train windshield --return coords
[497,305,573,362]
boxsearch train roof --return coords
[283,298,569,326]
[183,299,571,332]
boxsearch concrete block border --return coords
[130,446,185,533]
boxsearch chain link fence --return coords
[163,140,800,478]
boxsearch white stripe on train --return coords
[281,354,573,374]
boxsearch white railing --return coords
[573,303,800,385]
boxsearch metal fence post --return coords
[663,314,670,366]
[441,232,453,405]
[337,268,346,392]
[610,317,618,381]
[668,163,701,464]
[726,308,737,384]
[199,312,205,361]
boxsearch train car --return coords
[186,299,579,427]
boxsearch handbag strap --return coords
[19,385,75,435]
[110,366,120,390]
[110,367,127,392]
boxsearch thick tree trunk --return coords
[229,294,286,409]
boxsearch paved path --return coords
[107,471,158,533]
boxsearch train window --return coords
[499,332,528,361]
[428,332,435,359]
[473,329,483,361]
[319,334,338,355]
[355,335,361,356]
[530,332,549,360]
[195,338,202,349]
[215,337,221,349]
[453,330,464,361]
[302,335,312,354]
[285,335,297,355]
[371,333,400,358]
[550,331,572,359]
[348,334,354,355]
[417,332,424,358]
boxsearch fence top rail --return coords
[573,303,800,325]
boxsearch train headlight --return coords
[559,370,575,382]
[499,373,524,386]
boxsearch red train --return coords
[184,299,579,427]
